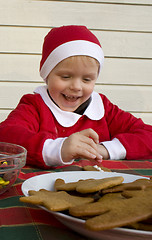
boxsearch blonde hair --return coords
[64,55,100,69]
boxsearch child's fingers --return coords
[61,129,102,162]
[78,128,99,144]
[74,130,102,159]
[74,146,99,160]
[74,139,103,160]
[82,138,102,159]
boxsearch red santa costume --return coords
[0,25,152,168]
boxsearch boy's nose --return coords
[69,78,82,91]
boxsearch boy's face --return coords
[47,56,99,112]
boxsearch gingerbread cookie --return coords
[69,192,123,217]
[102,178,152,194]
[20,175,152,232]
[55,176,124,194]
[85,189,152,231]
[127,219,152,232]
[83,165,111,172]
[20,189,94,211]
[76,176,124,193]
[54,178,84,192]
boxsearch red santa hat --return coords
[40,25,104,81]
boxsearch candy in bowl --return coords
[0,142,27,194]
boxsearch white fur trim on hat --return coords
[40,40,104,81]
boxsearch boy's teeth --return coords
[64,95,78,100]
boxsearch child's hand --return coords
[97,144,110,160]
[61,128,103,163]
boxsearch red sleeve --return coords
[0,94,57,168]
[101,94,152,160]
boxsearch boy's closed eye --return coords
[83,78,92,82]
[61,75,71,79]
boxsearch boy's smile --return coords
[62,94,81,102]
[47,56,99,112]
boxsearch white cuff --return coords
[102,138,126,160]
[42,138,74,166]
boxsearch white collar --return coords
[34,86,104,127]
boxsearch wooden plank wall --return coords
[0,0,152,125]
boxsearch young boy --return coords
[0,25,152,169]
